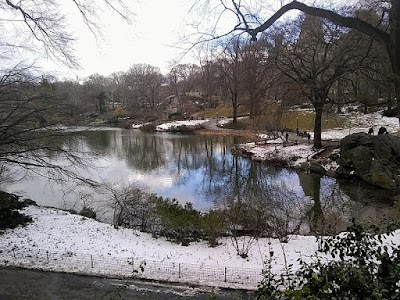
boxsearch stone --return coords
[335,166,350,176]
[339,133,400,190]
[342,146,373,175]
[309,161,326,175]
[365,160,396,190]
[299,162,309,171]
[326,170,338,178]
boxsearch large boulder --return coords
[339,133,400,190]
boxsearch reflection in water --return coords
[4,128,397,232]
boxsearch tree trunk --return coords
[313,101,324,148]
[389,0,400,123]
[232,92,238,123]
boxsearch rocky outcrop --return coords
[339,133,400,190]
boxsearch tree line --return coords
[51,2,395,148]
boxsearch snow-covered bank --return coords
[1,206,400,289]
[132,120,209,131]
[316,112,398,140]
[234,111,399,171]
[233,143,316,167]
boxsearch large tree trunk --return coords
[389,0,400,124]
[313,101,324,148]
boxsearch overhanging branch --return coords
[247,0,390,48]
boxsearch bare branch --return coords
[247,0,390,48]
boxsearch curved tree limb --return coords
[247,0,390,49]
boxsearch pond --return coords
[4,128,398,234]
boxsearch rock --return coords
[326,170,338,178]
[328,152,340,161]
[299,162,310,172]
[337,157,351,168]
[365,160,396,190]
[309,160,326,175]
[339,133,400,190]
[335,166,351,176]
[342,146,373,175]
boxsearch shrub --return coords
[153,197,202,246]
[79,206,96,219]
[139,123,156,132]
[167,124,205,133]
[382,108,397,117]
[0,191,33,230]
[200,210,227,247]
[257,220,400,299]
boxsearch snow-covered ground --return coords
[319,112,399,140]
[1,206,399,290]
[132,120,209,131]
[237,111,399,170]
[156,120,209,131]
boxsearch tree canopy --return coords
[231,0,399,107]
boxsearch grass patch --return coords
[282,110,348,131]
[222,121,249,130]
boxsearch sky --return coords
[38,0,196,79]
[3,0,351,80]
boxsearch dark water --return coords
[4,128,397,232]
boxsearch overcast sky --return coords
[40,0,195,79]
[10,0,345,80]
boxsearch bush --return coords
[79,206,96,219]
[382,108,398,117]
[139,123,157,132]
[200,210,227,247]
[0,191,33,230]
[167,124,205,133]
[257,220,400,299]
[153,197,202,246]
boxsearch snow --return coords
[240,143,315,166]
[131,120,209,130]
[239,111,399,170]
[1,205,399,289]
[320,112,399,140]
[156,120,209,131]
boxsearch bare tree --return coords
[124,64,164,110]
[0,64,96,184]
[226,0,400,117]
[240,38,282,119]
[269,15,372,147]
[0,0,133,187]
[197,53,221,109]
[217,36,245,123]
[0,0,132,67]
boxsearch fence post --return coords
[12,249,15,258]
[178,263,181,278]
[132,257,134,273]
[46,251,49,262]
[90,254,93,268]
[224,267,227,282]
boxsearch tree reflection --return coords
[299,172,324,234]
[56,129,398,235]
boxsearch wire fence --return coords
[0,247,265,289]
